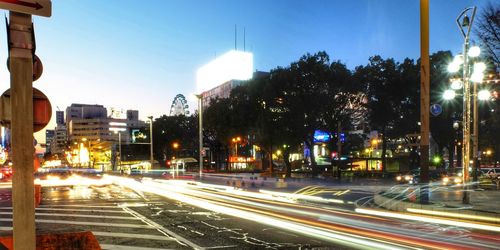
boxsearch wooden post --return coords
[419,0,430,204]
[9,11,36,249]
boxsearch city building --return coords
[50,124,67,154]
[66,105,145,145]
[45,129,55,154]
[56,110,64,125]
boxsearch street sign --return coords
[0,0,51,17]
[430,103,442,116]
[0,87,52,132]
[6,55,43,81]
[33,54,42,81]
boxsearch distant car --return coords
[482,168,500,179]
[396,173,415,184]
[397,170,444,185]
[1,167,13,179]
[441,175,463,186]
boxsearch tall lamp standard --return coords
[444,6,490,204]
[148,116,154,170]
[195,94,203,180]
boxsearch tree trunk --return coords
[381,128,387,173]
[306,138,318,177]
[284,150,291,178]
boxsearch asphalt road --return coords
[0,183,338,249]
[1,174,499,249]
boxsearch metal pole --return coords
[148,116,154,169]
[118,132,122,169]
[10,11,36,249]
[198,95,203,179]
[419,0,430,204]
[472,77,479,184]
[462,40,471,203]
[458,6,476,204]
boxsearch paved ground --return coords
[0,184,339,249]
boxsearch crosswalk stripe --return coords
[92,231,174,241]
[0,207,128,213]
[0,218,152,229]
[0,227,12,231]
[100,244,173,250]
[121,205,203,249]
[39,204,119,208]
[0,212,139,220]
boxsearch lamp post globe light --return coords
[444,6,493,204]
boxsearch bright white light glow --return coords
[453,55,464,65]
[471,72,484,83]
[443,90,456,100]
[109,127,126,132]
[109,122,127,127]
[450,79,463,90]
[407,208,500,224]
[259,189,345,204]
[356,208,500,233]
[196,50,253,93]
[473,62,487,73]
[447,63,460,73]
[478,90,491,101]
[468,46,481,57]
[35,174,112,187]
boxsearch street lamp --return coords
[148,116,154,170]
[231,136,241,170]
[109,126,126,171]
[195,94,203,179]
[443,89,457,100]
[451,6,478,204]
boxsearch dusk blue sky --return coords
[0,0,489,141]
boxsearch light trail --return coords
[35,174,112,187]
[38,175,499,249]
[356,208,500,233]
[104,175,413,249]
[260,189,346,204]
[407,208,500,224]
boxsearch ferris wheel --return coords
[169,94,190,116]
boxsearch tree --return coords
[356,56,402,172]
[152,115,197,167]
[475,2,500,70]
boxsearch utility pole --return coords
[10,11,36,249]
[0,4,51,247]
[148,116,154,169]
[419,0,430,204]
[197,95,203,179]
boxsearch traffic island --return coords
[0,231,101,250]
[374,190,500,224]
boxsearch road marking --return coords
[0,211,139,220]
[204,245,239,249]
[0,218,152,229]
[92,231,175,241]
[121,205,204,249]
[0,226,12,231]
[0,207,128,213]
[100,244,174,250]
[39,204,120,208]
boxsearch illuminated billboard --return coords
[197,50,253,93]
[313,130,331,143]
[109,108,126,119]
